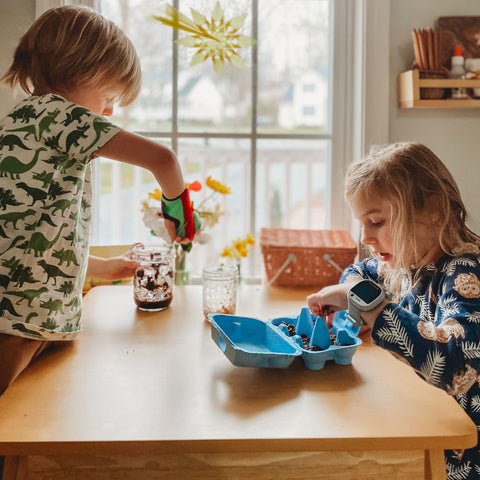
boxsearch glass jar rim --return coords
[202,264,237,279]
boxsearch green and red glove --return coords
[161,188,201,241]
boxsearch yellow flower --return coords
[148,188,162,201]
[206,176,231,194]
[222,234,255,259]
[220,247,235,258]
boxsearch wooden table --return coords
[0,285,476,480]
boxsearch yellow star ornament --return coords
[152,2,256,74]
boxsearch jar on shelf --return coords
[132,244,175,311]
[202,264,238,322]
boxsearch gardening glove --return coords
[161,188,201,241]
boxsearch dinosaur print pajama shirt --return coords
[343,253,480,479]
[0,93,120,340]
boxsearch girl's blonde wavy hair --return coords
[1,5,141,107]
[345,142,480,296]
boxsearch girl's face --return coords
[349,190,442,268]
[349,190,394,266]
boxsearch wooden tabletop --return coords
[0,284,476,456]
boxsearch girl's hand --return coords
[307,282,357,328]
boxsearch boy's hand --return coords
[161,189,201,242]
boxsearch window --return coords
[35,0,385,280]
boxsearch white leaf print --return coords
[471,395,480,413]
[462,341,480,359]
[439,294,460,317]
[418,349,445,386]
[446,459,472,479]
[444,257,477,277]
[455,392,468,409]
[377,308,415,358]
[466,311,480,324]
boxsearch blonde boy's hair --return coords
[1,5,141,106]
[345,142,480,295]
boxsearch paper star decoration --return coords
[152,2,256,74]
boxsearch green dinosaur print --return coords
[36,108,60,141]
[0,134,30,151]
[25,212,57,231]
[25,222,69,257]
[0,187,21,210]
[39,297,64,316]
[63,106,89,126]
[63,175,83,194]
[0,274,9,288]
[11,264,37,288]
[65,124,89,152]
[44,132,62,150]
[32,170,54,188]
[7,105,45,123]
[25,312,39,324]
[52,247,79,267]
[6,287,48,306]
[44,198,78,216]
[47,181,69,200]
[6,124,37,140]
[0,298,21,317]
[0,226,6,238]
[0,235,25,255]
[15,183,48,206]
[0,147,46,179]
[80,118,113,153]
[65,295,81,308]
[55,280,75,297]
[40,318,58,330]
[0,209,35,229]
[12,323,44,337]
[38,259,76,285]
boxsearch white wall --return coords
[389,0,480,233]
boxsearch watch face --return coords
[350,280,383,304]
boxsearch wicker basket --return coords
[260,228,357,287]
[419,69,448,99]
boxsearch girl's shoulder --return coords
[436,251,480,275]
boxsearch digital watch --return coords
[346,279,385,328]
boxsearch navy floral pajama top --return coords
[343,251,480,480]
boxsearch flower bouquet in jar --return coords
[141,176,231,283]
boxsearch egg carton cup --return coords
[210,307,362,370]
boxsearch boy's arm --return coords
[97,130,184,199]
[96,130,199,241]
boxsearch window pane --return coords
[95,0,335,280]
[100,0,173,132]
[177,0,253,134]
[256,139,328,230]
[257,0,330,134]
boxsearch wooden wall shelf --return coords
[398,69,480,108]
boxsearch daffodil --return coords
[206,176,231,194]
[148,188,162,201]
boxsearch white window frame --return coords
[35,0,390,242]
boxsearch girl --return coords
[0,5,199,394]
[307,142,480,479]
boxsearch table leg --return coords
[424,449,446,480]
[2,456,27,480]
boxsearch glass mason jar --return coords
[132,244,175,311]
[202,264,238,322]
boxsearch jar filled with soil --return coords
[132,244,175,311]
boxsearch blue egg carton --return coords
[210,307,362,370]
